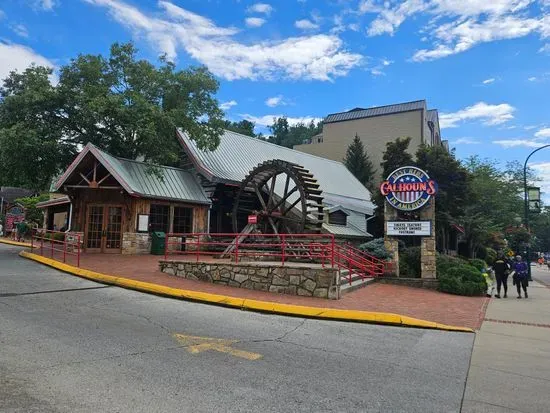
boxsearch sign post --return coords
[380,166,437,279]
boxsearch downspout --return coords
[65,201,73,232]
[207,205,211,233]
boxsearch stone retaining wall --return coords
[375,277,439,290]
[122,233,151,255]
[159,260,340,299]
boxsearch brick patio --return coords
[31,249,489,330]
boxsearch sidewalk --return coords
[462,266,550,412]
[20,248,487,330]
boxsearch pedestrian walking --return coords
[493,254,511,298]
[512,255,529,299]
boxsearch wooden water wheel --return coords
[232,160,324,234]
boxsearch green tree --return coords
[343,134,375,190]
[223,120,256,137]
[268,117,322,148]
[57,42,223,164]
[415,144,469,253]
[0,66,75,190]
[15,194,50,227]
[381,137,414,178]
[0,42,225,190]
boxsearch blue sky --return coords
[1,0,550,196]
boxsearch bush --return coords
[358,238,391,260]
[53,232,65,242]
[438,263,486,296]
[436,254,464,276]
[399,246,421,278]
[469,258,487,272]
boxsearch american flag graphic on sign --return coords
[395,176,421,203]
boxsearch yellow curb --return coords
[19,251,474,333]
[0,238,33,248]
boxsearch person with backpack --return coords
[512,255,529,299]
[493,254,511,298]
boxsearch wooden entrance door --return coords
[86,205,123,253]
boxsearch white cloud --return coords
[265,95,287,107]
[10,24,29,38]
[452,138,480,144]
[540,43,550,53]
[245,17,266,27]
[528,76,538,81]
[535,128,550,138]
[33,0,57,10]
[220,100,237,110]
[241,114,321,127]
[530,162,550,200]
[295,19,319,30]
[0,42,56,83]
[362,0,547,61]
[247,3,273,15]
[440,102,515,128]
[482,78,495,84]
[493,139,548,148]
[0,10,5,19]
[413,15,542,61]
[85,0,362,81]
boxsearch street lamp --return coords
[523,144,550,280]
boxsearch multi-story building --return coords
[294,100,446,181]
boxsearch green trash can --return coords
[151,231,166,255]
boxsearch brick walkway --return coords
[32,250,488,330]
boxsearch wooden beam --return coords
[97,173,112,186]
[79,173,91,185]
[65,185,122,190]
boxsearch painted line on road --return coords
[18,251,474,333]
[173,333,262,360]
[0,239,33,248]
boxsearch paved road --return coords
[0,244,475,412]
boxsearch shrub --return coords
[469,258,487,272]
[358,238,392,260]
[436,254,464,276]
[53,232,65,242]
[399,246,421,278]
[438,263,486,296]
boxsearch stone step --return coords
[339,273,376,295]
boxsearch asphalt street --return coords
[0,244,475,413]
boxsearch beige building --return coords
[294,100,446,182]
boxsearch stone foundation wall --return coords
[159,260,340,299]
[122,233,151,255]
[375,277,439,290]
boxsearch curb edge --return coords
[18,251,474,333]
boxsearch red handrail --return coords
[32,229,81,267]
[163,233,383,286]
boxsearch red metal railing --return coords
[31,229,81,267]
[165,232,335,266]
[164,233,384,285]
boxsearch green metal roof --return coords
[56,144,210,205]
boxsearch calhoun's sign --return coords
[380,166,437,211]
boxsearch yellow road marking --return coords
[173,333,262,360]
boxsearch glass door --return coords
[104,206,123,253]
[86,205,123,253]
[86,206,104,252]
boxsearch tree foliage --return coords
[15,194,50,227]
[268,117,322,148]
[0,42,224,190]
[343,134,375,190]
[381,137,414,179]
[223,120,256,137]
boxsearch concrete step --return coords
[340,273,376,295]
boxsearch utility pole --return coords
[523,144,550,281]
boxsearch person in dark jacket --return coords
[512,255,529,299]
[493,255,511,298]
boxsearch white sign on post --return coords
[137,214,149,232]
[387,221,431,236]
